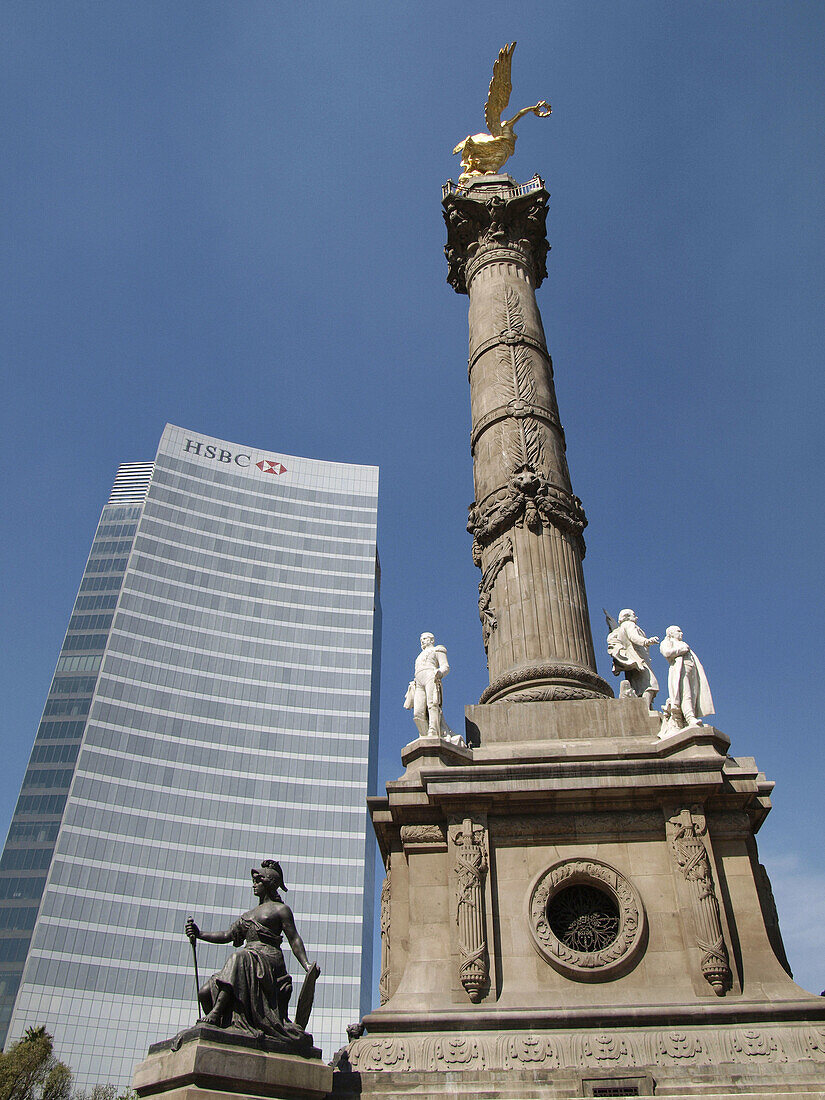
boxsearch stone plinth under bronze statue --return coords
[133,860,331,1100]
[332,60,825,1094]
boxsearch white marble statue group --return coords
[404,616,713,745]
[605,609,714,738]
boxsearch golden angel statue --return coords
[453,42,551,184]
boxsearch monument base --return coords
[133,1027,331,1100]
[361,696,825,1098]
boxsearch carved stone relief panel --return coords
[666,807,732,996]
[378,864,391,1005]
[400,823,447,849]
[452,817,489,1002]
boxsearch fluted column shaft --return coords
[443,176,611,702]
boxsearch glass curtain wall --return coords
[0,464,153,1043]
[6,426,380,1087]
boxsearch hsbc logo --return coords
[256,459,287,475]
[182,439,287,476]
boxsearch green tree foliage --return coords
[0,1027,72,1100]
[40,1064,71,1100]
[73,1084,135,1100]
[72,1087,116,1100]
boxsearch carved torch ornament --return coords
[454,818,489,1002]
[378,865,391,1005]
[668,808,732,996]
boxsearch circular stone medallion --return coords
[527,858,646,981]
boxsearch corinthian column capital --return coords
[442,176,550,295]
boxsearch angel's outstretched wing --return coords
[485,42,515,136]
[603,608,619,633]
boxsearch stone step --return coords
[330,1081,825,1100]
[653,1089,825,1098]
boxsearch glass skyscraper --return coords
[2,425,380,1087]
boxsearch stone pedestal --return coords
[337,698,825,1098]
[133,1026,332,1100]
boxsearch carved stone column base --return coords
[133,1028,330,1100]
[479,661,613,703]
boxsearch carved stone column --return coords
[443,176,611,702]
[667,807,732,996]
[453,817,489,1002]
[378,865,391,1005]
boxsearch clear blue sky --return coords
[2,1,823,995]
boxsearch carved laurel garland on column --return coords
[454,817,489,1002]
[667,807,732,996]
[478,534,513,651]
[467,472,587,564]
[378,865,391,1005]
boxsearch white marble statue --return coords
[659,625,715,735]
[605,609,660,711]
[404,632,458,741]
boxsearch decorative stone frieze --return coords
[347,1023,812,1072]
[378,866,391,1006]
[729,1029,784,1060]
[349,1037,408,1069]
[505,1034,558,1067]
[527,858,646,980]
[805,1028,825,1061]
[452,818,489,1002]
[427,1036,485,1070]
[656,1031,704,1061]
[492,811,662,840]
[667,807,732,996]
[581,1034,629,1063]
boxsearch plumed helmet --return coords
[251,858,288,892]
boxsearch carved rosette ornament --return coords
[378,866,391,1005]
[527,858,646,980]
[453,818,489,1002]
[667,808,732,996]
[443,177,611,702]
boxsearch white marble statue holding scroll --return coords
[659,625,715,737]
